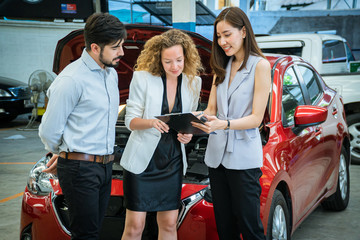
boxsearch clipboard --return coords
[155,112,207,135]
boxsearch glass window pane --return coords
[345,42,355,62]
[108,0,163,24]
[299,66,322,105]
[322,40,346,63]
[261,47,302,57]
[282,67,305,126]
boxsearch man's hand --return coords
[42,154,59,175]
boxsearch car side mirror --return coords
[294,105,328,128]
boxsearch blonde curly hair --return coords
[135,29,203,94]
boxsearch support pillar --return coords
[239,0,250,16]
[172,0,196,32]
[206,0,216,11]
[93,0,101,13]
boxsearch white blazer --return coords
[120,71,201,175]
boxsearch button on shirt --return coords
[39,49,119,155]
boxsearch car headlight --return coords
[27,155,55,195]
[0,89,12,97]
[8,86,31,98]
[177,186,209,228]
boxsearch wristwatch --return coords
[225,120,230,130]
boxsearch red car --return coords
[20,25,350,240]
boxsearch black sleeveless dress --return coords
[123,74,183,212]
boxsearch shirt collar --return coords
[81,48,103,71]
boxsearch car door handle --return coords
[332,104,338,117]
[332,105,338,116]
[315,126,322,140]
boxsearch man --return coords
[39,12,126,240]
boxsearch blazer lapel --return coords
[149,75,164,116]
[227,60,251,100]
[181,74,192,112]
[216,59,232,118]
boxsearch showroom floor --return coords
[0,114,359,240]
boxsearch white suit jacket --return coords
[120,71,201,174]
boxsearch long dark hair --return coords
[210,7,264,86]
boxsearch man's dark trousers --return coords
[57,157,113,240]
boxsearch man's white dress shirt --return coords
[39,49,119,155]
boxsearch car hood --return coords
[53,24,213,104]
[0,76,27,88]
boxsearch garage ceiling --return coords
[134,0,216,25]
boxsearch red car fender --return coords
[260,167,293,235]
[177,200,217,240]
[21,188,71,240]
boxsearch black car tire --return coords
[347,113,360,164]
[321,146,350,211]
[266,189,290,240]
[0,115,17,123]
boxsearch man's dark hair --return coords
[84,12,126,50]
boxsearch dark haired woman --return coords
[192,7,271,240]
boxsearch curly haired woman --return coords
[120,29,203,240]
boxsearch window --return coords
[258,40,303,57]
[108,0,163,25]
[298,66,322,105]
[262,47,302,57]
[282,67,305,126]
[345,42,355,62]
[322,40,346,63]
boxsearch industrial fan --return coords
[22,70,55,130]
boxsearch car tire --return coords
[347,113,360,164]
[266,189,290,240]
[0,115,17,123]
[321,146,350,211]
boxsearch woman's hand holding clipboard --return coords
[155,112,208,135]
[191,112,218,135]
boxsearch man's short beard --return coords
[99,49,121,68]
[103,60,119,68]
